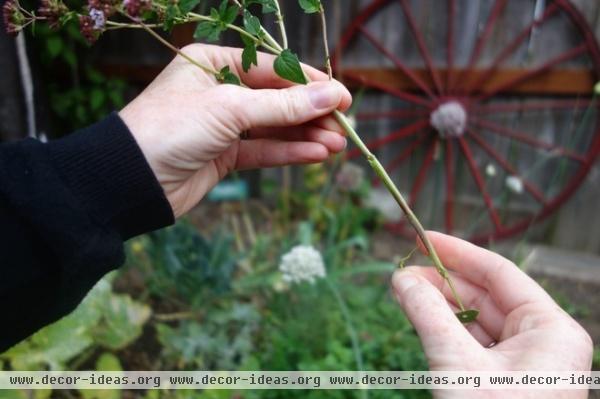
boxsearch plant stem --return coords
[125,14,220,76]
[318,5,332,79]
[188,11,281,54]
[333,110,467,312]
[105,20,160,29]
[324,278,368,399]
[273,0,289,49]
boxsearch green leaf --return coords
[194,21,223,42]
[163,3,180,31]
[92,293,152,350]
[242,42,257,72]
[95,352,123,371]
[179,0,200,14]
[298,0,321,14]
[220,4,239,25]
[243,9,261,36]
[216,66,241,85]
[456,309,479,323]
[90,88,106,111]
[46,36,63,58]
[245,0,277,13]
[273,49,307,84]
[80,353,122,399]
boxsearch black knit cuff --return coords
[46,113,175,239]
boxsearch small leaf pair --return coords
[194,0,239,42]
[298,0,322,14]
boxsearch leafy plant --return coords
[32,21,128,131]
[5,0,479,320]
[141,222,239,307]
[0,275,151,371]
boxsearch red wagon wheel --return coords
[334,0,600,243]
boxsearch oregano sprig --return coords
[9,0,479,324]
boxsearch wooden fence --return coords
[6,0,600,253]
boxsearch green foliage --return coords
[143,222,239,307]
[274,49,307,85]
[194,0,239,42]
[1,276,150,371]
[593,347,600,370]
[80,353,123,399]
[31,21,127,131]
[216,66,242,85]
[298,0,322,14]
[244,0,277,14]
[157,303,260,369]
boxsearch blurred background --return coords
[1,0,600,398]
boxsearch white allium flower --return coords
[505,175,524,194]
[366,187,403,222]
[279,245,326,284]
[89,8,105,29]
[430,101,467,138]
[347,115,357,130]
[336,162,365,192]
[485,164,497,177]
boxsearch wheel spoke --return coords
[346,119,430,159]
[444,140,455,233]
[398,0,444,94]
[470,118,587,162]
[446,0,456,92]
[453,0,508,94]
[466,2,560,95]
[474,99,595,114]
[343,70,432,107]
[466,128,548,204]
[477,44,588,102]
[357,108,430,121]
[409,139,437,207]
[458,137,503,231]
[357,25,435,99]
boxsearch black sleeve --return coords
[0,113,174,352]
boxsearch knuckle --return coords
[279,89,305,124]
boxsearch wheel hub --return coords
[430,101,467,139]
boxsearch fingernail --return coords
[307,82,340,109]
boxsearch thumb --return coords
[391,269,479,361]
[236,81,350,129]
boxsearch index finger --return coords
[420,231,555,313]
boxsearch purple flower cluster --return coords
[38,0,68,29]
[2,0,23,36]
[123,0,151,18]
[79,14,98,43]
[87,0,119,17]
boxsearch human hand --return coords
[119,44,351,217]
[392,232,593,399]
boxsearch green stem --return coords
[324,278,368,399]
[126,14,219,75]
[333,110,467,312]
[186,11,281,54]
[273,0,288,49]
[319,5,332,80]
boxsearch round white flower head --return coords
[336,162,365,192]
[430,101,467,138]
[279,245,326,285]
[485,164,497,177]
[505,175,524,194]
